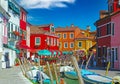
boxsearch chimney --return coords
[86,26,90,31]
[71,24,74,27]
[100,10,109,19]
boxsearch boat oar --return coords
[71,56,84,84]
[105,61,110,76]
[46,62,54,84]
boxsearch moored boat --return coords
[81,69,112,84]
[64,70,113,84]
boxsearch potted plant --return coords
[14,58,19,66]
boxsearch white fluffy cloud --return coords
[19,0,76,9]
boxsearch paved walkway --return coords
[0,66,32,84]
[89,69,120,78]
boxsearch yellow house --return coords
[74,26,96,52]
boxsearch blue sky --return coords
[18,0,108,31]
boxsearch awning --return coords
[37,49,52,56]
[28,49,38,53]
[50,50,57,56]
[62,51,73,55]
[18,45,31,50]
[4,44,20,54]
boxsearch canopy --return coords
[50,50,57,56]
[37,49,52,56]
[62,51,73,55]
[5,45,20,54]
[18,45,31,50]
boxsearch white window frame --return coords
[47,37,50,45]
[63,33,67,39]
[70,33,74,39]
[78,41,82,48]
[111,47,118,61]
[51,38,53,46]
[57,33,61,38]
[70,42,74,48]
[54,38,56,46]
[64,42,68,48]
[57,39,59,46]
[35,37,41,45]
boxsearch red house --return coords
[30,24,59,54]
[95,0,120,69]
[19,7,28,49]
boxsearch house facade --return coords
[55,25,96,55]
[30,24,59,56]
[55,25,81,54]
[0,1,10,69]
[75,26,96,52]
[0,0,21,68]
[95,0,120,69]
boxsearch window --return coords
[102,47,107,56]
[54,38,56,46]
[59,42,62,48]
[57,33,61,38]
[8,22,10,32]
[70,42,74,48]
[107,23,111,35]
[78,42,82,47]
[111,23,114,35]
[63,33,67,39]
[115,48,118,60]
[57,39,59,46]
[47,37,50,45]
[111,48,118,61]
[11,23,13,32]
[64,42,68,48]
[70,33,74,39]
[97,28,101,37]
[35,37,41,45]
[98,47,101,57]
[15,25,17,31]
[8,22,10,38]
[51,38,53,46]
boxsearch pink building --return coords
[111,11,120,69]
[95,0,120,70]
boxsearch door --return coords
[111,48,114,68]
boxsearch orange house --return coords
[55,24,81,53]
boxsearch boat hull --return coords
[64,70,112,84]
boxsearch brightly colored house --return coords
[0,2,10,69]
[55,25,96,55]
[74,26,96,52]
[95,0,120,69]
[55,24,81,54]
[30,24,59,54]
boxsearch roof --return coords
[75,31,95,40]
[30,25,49,34]
[55,26,79,32]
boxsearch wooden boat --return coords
[64,70,113,84]
[81,69,112,84]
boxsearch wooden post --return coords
[81,60,84,69]
[18,58,25,75]
[85,52,93,69]
[46,62,54,84]
[71,56,84,84]
[105,61,110,76]
[52,63,59,84]
[38,56,43,84]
